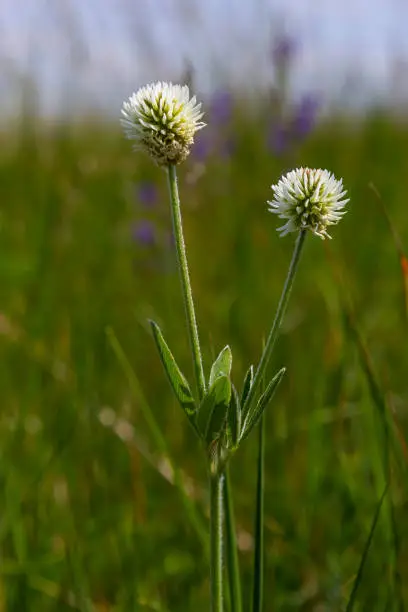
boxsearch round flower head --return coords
[121,82,205,166]
[268,167,349,239]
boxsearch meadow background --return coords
[2,5,408,610]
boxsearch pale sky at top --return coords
[1,0,408,116]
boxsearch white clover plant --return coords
[119,81,349,612]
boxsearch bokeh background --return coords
[1,1,408,610]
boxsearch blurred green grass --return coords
[1,106,408,611]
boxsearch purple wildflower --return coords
[191,132,212,162]
[291,94,320,139]
[210,90,233,125]
[272,35,296,67]
[132,220,156,247]
[136,181,158,208]
[267,123,289,156]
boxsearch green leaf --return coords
[240,367,285,443]
[149,320,195,415]
[197,375,231,443]
[241,364,254,405]
[107,327,208,555]
[227,384,241,450]
[209,345,232,388]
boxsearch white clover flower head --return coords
[121,81,205,166]
[268,167,349,239]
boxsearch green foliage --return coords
[345,482,389,611]
[149,320,196,416]
[241,364,254,405]
[1,108,408,609]
[209,345,233,388]
[227,384,241,450]
[197,374,231,445]
[241,368,286,444]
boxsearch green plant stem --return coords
[210,471,225,612]
[243,230,306,419]
[167,164,206,401]
[224,467,242,612]
[345,482,389,612]
[252,414,265,612]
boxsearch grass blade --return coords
[369,182,408,320]
[342,304,406,608]
[251,412,265,612]
[106,326,208,556]
[224,467,243,612]
[345,482,389,612]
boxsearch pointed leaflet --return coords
[241,364,254,405]
[209,345,232,388]
[227,384,241,450]
[240,368,286,444]
[149,320,195,414]
[206,380,231,446]
[197,374,231,443]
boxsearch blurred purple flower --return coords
[191,132,212,162]
[291,94,320,139]
[272,35,296,66]
[210,90,233,125]
[136,181,158,208]
[267,123,289,156]
[132,220,156,247]
[220,136,236,159]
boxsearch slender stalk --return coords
[243,230,306,419]
[345,482,389,612]
[224,467,242,612]
[166,164,206,401]
[210,472,225,612]
[251,414,265,612]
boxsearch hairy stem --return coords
[243,230,306,420]
[166,164,206,401]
